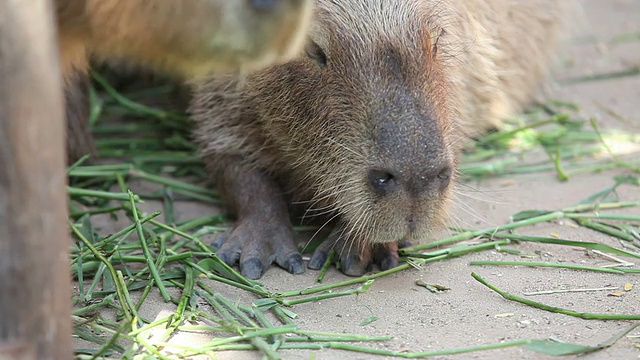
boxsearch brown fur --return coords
[55,0,313,79]
[56,0,313,161]
[190,0,572,278]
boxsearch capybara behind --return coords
[56,0,313,161]
[190,0,572,279]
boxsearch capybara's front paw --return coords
[307,228,401,277]
[211,217,305,279]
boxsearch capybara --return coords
[56,0,313,161]
[190,0,572,278]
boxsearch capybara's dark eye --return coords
[249,0,280,10]
[305,40,327,67]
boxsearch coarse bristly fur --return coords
[190,0,575,279]
[56,0,313,162]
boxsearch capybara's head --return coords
[193,0,459,246]
[240,0,461,246]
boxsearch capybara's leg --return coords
[64,69,95,163]
[208,156,305,279]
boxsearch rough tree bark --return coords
[0,0,72,359]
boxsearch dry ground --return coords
[74,0,640,359]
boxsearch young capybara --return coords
[190,0,573,279]
[56,0,313,161]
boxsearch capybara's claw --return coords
[374,242,400,272]
[308,248,330,270]
[276,250,305,275]
[239,258,267,280]
[339,252,372,277]
[211,218,303,279]
[308,228,401,277]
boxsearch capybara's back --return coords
[451,0,573,134]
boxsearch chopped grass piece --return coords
[472,273,640,320]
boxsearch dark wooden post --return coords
[0,0,72,359]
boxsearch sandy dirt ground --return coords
[75,0,640,359]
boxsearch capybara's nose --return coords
[368,168,399,196]
[367,163,452,197]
